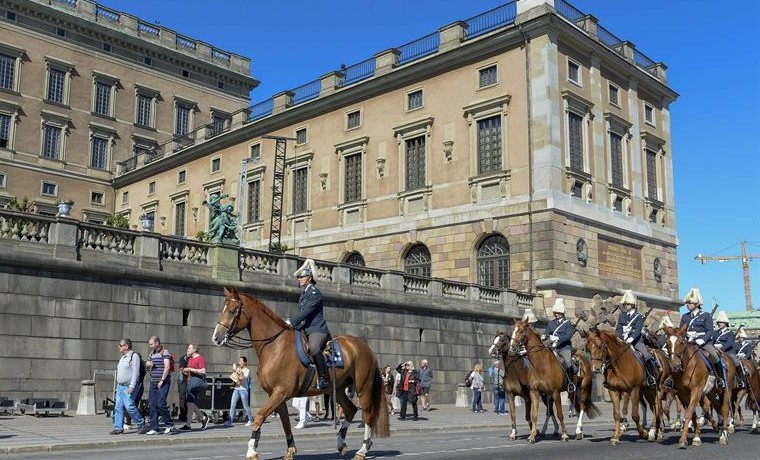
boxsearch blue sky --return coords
[101,0,760,312]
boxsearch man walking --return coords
[112,338,145,434]
[144,336,178,435]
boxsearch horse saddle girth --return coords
[294,331,345,369]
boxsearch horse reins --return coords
[218,296,288,350]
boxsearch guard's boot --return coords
[713,360,725,390]
[645,358,658,386]
[313,352,329,390]
[566,363,577,393]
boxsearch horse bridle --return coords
[216,296,247,346]
[590,334,630,374]
[217,294,291,350]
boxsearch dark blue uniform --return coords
[680,309,722,384]
[545,317,575,373]
[290,283,329,335]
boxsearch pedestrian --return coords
[395,360,420,421]
[176,352,189,425]
[469,363,485,413]
[391,368,402,415]
[285,259,330,390]
[418,359,433,411]
[182,343,209,430]
[144,336,178,435]
[322,393,334,420]
[226,356,253,426]
[111,338,146,434]
[382,365,394,414]
[123,344,146,430]
[487,360,505,415]
[292,396,310,429]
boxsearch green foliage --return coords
[195,230,210,242]
[269,242,290,254]
[5,196,34,212]
[104,213,130,229]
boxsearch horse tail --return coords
[577,399,602,420]
[371,366,391,438]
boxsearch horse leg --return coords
[507,394,518,440]
[245,399,292,460]
[681,391,701,448]
[552,390,568,442]
[630,388,647,440]
[527,389,540,444]
[609,390,621,445]
[334,387,359,457]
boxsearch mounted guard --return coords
[679,287,725,389]
[615,290,658,386]
[714,311,745,388]
[542,298,577,390]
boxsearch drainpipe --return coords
[518,23,535,295]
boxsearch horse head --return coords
[489,329,512,358]
[508,320,532,355]
[212,287,248,346]
[585,327,612,374]
[663,324,689,372]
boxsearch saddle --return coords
[295,331,344,368]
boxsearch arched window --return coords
[404,244,431,277]
[477,234,510,288]
[345,252,365,267]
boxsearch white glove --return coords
[686,331,697,339]
[285,319,292,327]
[549,335,559,342]
[626,337,634,344]
[623,326,632,334]
[518,346,527,356]
[738,353,746,359]
[695,338,705,346]
[541,334,547,341]
[714,343,723,349]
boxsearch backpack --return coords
[464,371,473,387]
[132,351,147,383]
[168,353,176,373]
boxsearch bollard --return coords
[455,384,469,407]
[76,379,96,415]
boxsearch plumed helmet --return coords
[683,287,703,306]
[551,298,566,314]
[737,329,748,339]
[522,309,538,324]
[621,289,637,306]
[660,315,674,328]
[294,259,317,278]
[715,311,730,325]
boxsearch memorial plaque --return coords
[597,238,642,282]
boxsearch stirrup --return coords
[716,378,726,390]
[567,381,576,393]
[647,375,657,386]
[663,378,674,389]
[315,377,328,390]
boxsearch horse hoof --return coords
[246,455,258,460]
[339,445,350,456]
[728,425,735,434]
[283,446,297,460]
[575,433,583,441]
[508,434,516,441]
[678,441,687,449]
[353,453,366,460]
[609,438,618,446]
[561,434,569,442]
[692,437,701,446]
[528,436,536,444]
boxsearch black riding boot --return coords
[713,360,725,390]
[314,353,329,390]
[645,358,658,386]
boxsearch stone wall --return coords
[0,210,537,410]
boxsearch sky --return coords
[101,0,760,313]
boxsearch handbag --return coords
[415,384,423,396]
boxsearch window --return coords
[609,132,624,188]
[90,135,109,170]
[46,67,66,104]
[0,52,16,90]
[41,181,57,196]
[345,252,365,266]
[178,170,186,184]
[0,172,6,188]
[646,148,658,200]
[292,167,308,214]
[644,103,655,125]
[250,143,261,162]
[295,127,307,145]
[210,110,231,136]
[479,65,497,88]
[568,111,584,172]
[121,191,128,204]
[346,110,361,130]
[211,157,221,172]
[405,136,425,191]
[148,181,155,195]
[404,244,431,277]
[175,103,191,136]
[247,178,261,223]
[344,152,362,203]
[135,87,158,128]
[90,191,104,206]
[477,234,510,288]
[608,83,619,105]
[0,113,10,148]
[477,115,502,174]
[174,201,186,236]
[41,124,62,160]
[93,81,112,116]
[407,89,423,111]
[567,59,581,85]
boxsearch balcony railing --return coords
[339,58,376,87]
[398,32,440,65]
[464,3,517,39]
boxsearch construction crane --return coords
[695,241,760,313]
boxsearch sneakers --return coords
[294,422,305,429]
[178,425,192,431]
[245,421,253,427]
[201,415,210,431]
[109,429,123,435]
[164,426,178,435]
[145,429,159,435]
[223,421,233,427]
[137,425,150,435]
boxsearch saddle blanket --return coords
[295,333,345,368]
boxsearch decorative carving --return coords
[376,158,386,178]
[653,258,663,283]
[319,172,328,191]
[576,238,587,267]
[443,140,454,162]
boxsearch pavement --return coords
[0,401,623,455]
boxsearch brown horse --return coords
[729,357,760,432]
[663,324,734,447]
[490,329,600,441]
[585,328,658,444]
[508,320,573,443]
[212,287,390,460]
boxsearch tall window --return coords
[568,111,584,171]
[646,148,658,200]
[175,104,191,136]
[608,83,619,105]
[405,136,425,191]
[295,127,307,144]
[46,68,66,103]
[292,167,308,214]
[479,65,497,88]
[42,124,62,159]
[135,92,153,127]
[247,179,261,223]
[609,132,624,187]
[0,53,16,90]
[407,89,423,110]
[90,136,108,170]
[0,114,10,148]
[346,110,361,130]
[404,244,431,277]
[211,111,230,136]
[93,81,113,116]
[567,59,580,85]
[344,152,362,202]
[174,201,186,236]
[477,234,510,288]
[477,115,502,174]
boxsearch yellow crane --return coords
[695,241,760,312]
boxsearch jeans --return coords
[399,390,418,419]
[493,388,506,414]
[148,380,174,430]
[114,384,144,430]
[124,381,143,426]
[228,388,253,423]
[471,389,483,412]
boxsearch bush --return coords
[104,214,130,229]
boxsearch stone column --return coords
[438,21,468,53]
[319,71,343,97]
[272,91,294,114]
[49,218,78,260]
[374,48,400,77]
[136,232,161,271]
[209,244,240,281]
